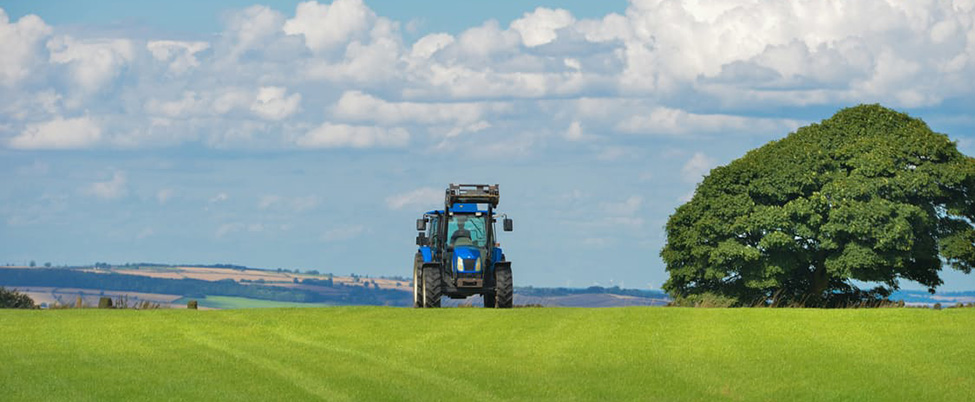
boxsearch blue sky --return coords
[1,0,974,291]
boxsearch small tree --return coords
[0,287,35,309]
[29,260,36,267]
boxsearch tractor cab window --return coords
[446,214,487,248]
[427,216,440,243]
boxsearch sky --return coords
[1,0,975,291]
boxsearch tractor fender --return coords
[419,246,433,263]
[493,261,511,272]
[491,247,504,264]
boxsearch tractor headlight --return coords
[474,258,481,272]
[456,256,463,271]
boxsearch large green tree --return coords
[661,105,975,306]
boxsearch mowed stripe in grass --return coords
[1,307,973,401]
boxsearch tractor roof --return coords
[445,184,499,208]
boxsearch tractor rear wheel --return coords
[495,266,513,308]
[413,258,422,308]
[422,265,442,308]
[483,292,496,308]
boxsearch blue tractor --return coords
[413,184,514,308]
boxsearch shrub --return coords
[98,297,113,309]
[668,292,738,308]
[0,287,36,309]
[187,300,198,310]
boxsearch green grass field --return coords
[1,307,973,401]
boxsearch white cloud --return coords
[616,107,801,136]
[209,192,229,203]
[295,123,408,148]
[565,120,586,141]
[47,36,135,92]
[147,40,209,74]
[85,171,128,200]
[8,116,102,149]
[410,33,453,60]
[250,86,301,120]
[145,91,207,119]
[332,90,504,127]
[303,28,403,83]
[510,8,575,47]
[455,20,520,60]
[681,152,717,183]
[3,0,975,152]
[385,187,442,210]
[0,10,52,86]
[212,88,253,115]
[284,0,375,53]
[223,5,285,59]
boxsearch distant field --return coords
[1,308,973,401]
[181,296,333,309]
[105,266,412,292]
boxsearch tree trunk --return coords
[807,264,829,305]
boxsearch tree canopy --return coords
[661,105,975,307]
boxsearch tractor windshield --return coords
[446,214,488,248]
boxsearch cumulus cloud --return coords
[385,187,442,210]
[283,0,375,52]
[2,0,975,151]
[222,5,285,59]
[410,33,453,60]
[510,7,575,47]
[0,10,52,86]
[332,90,505,128]
[85,171,127,200]
[616,107,801,136]
[47,36,135,92]
[250,86,301,120]
[147,40,209,74]
[8,116,101,149]
[295,123,408,148]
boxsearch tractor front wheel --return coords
[422,265,442,308]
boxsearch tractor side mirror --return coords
[503,218,513,232]
[416,232,427,246]
[416,218,426,231]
